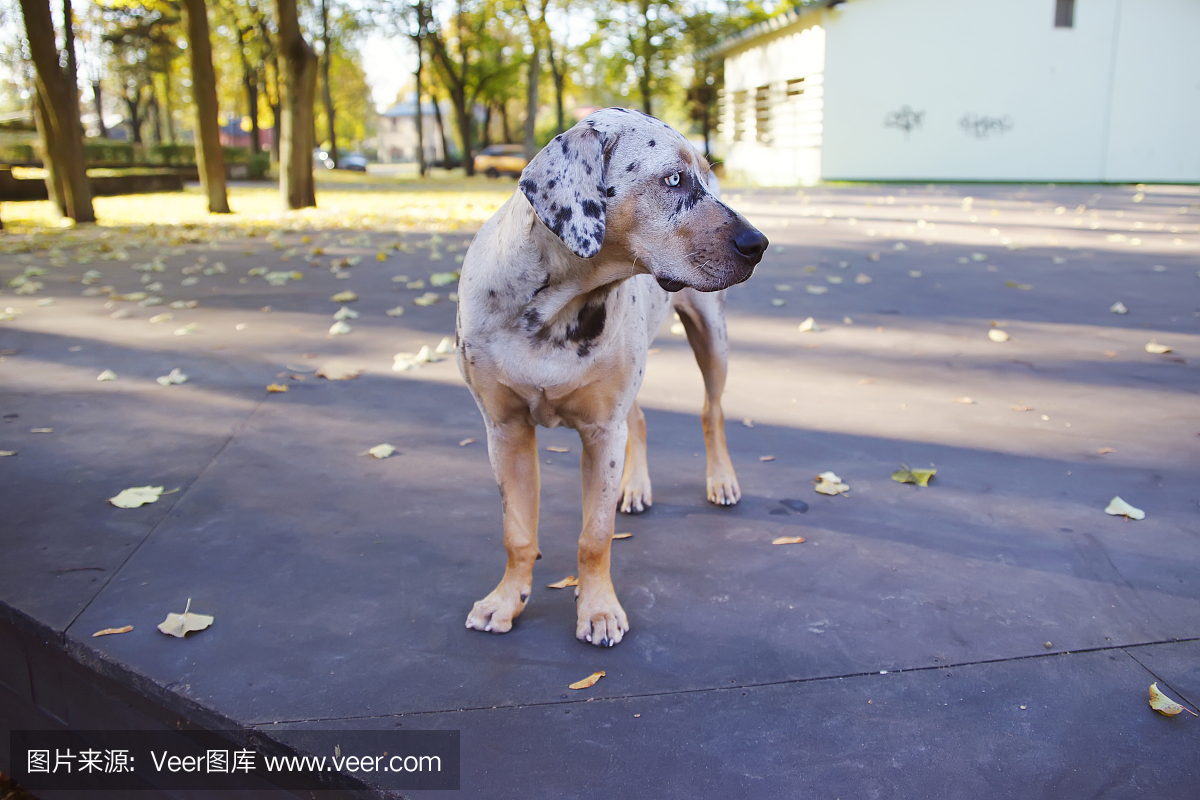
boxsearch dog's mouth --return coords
[656,276,688,293]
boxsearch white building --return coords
[377,96,450,164]
[711,0,1200,185]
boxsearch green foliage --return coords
[150,143,193,165]
[84,139,135,165]
[0,142,36,164]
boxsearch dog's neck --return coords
[491,194,644,339]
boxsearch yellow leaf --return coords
[314,365,363,381]
[97,369,117,381]
[92,625,133,637]
[547,575,578,589]
[569,670,605,690]
[330,290,358,303]
[814,471,850,495]
[1145,342,1172,354]
[988,329,1010,343]
[892,466,936,487]
[1098,447,1116,455]
[1104,496,1144,520]
[772,536,807,545]
[798,317,819,333]
[458,438,477,446]
[546,445,570,453]
[109,485,164,508]
[759,455,776,462]
[157,598,214,638]
[413,292,440,306]
[613,532,633,539]
[1149,682,1196,716]
[328,321,352,335]
[266,383,289,393]
[367,444,396,459]
[429,271,460,287]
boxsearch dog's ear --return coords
[519,126,608,259]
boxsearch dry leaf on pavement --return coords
[814,471,850,495]
[156,368,188,385]
[328,321,352,335]
[1145,342,1172,354]
[367,444,396,459]
[1104,496,1144,520]
[157,598,214,638]
[613,532,633,539]
[330,290,358,303]
[772,536,807,545]
[546,445,570,453]
[1149,683,1197,717]
[569,671,605,690]
[988,329,1010,342]
[109,485,164,508]
[315,365,363,381]
[458,438,477,446]
[547,575,578,589]
[97,369,117,381]
[92,625,133,637]
[892,465,936,487]
[266,383,289,393]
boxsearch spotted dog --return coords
[456,108,768,647]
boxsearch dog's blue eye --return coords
[664,172,681,187]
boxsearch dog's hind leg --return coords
[673,289,741,506]
[618,401,652,514]
[466,417,540,634]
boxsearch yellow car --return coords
[474,144,529,178]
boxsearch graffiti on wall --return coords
[884,105,925,137]
[960,114,1013,138]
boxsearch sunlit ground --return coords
[0,168,518,233]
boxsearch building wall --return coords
[377,114,444,164]
[719,0,1200,184]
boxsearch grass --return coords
[0,170,519,235]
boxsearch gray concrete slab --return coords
[1,182,1197,797]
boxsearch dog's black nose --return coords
[733,228,769,262]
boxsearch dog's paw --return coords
[706,469,741,506]
[465,587,529,634]
[576,593,629,647]
[618,476,652,515]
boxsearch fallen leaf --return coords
[1097,447,1116,455]
[109,485,164,508]
[173,323,198,336]
[1105,496,1144,520]
[772,536,807,545]
[1145,342,1172,354]
[314,365,363,381]
[855,273,873,284]
[329,320,352,335]
[429,271,460,287]
[148,312,174,324]
[92,625,133,637]
[330,290,358,303]
[798,317,819,333]
[413,292,440,306]
[546,445,570,453]
[333,306,359,320]
[908,270,923,278]
[1104,350,1118,359]
[988,329,1010,343]
[458,438,477,446]
[385,305,405,317]
[406,279,426,289]
[613,532,633,539]
[742,418,754,427]
[806,285,829,295]
[569,670,605,690]
[266,383,289,393]
[971,252,987,261]
[0,450,16,457]
[1005,281,1033,290]
[156,368,188,386]
[1150,682,1197,717]
[759,455,776,462]
[97,370,117,381]
[30,427,53,433]
[775,284,793,291]
[157,598,213,638]
[367,443,396,459]
[951,397,975,404]
[772,298,786,306]
[814,471,850,495]
[670,321,686,335]
[1010,405,1033,411]
[1109,301,1128,314]
[435,336,456,354]
[547,575,578,589]
[892,465,937,487]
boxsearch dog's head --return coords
[519,108,768,292]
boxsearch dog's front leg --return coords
[576,420,630,647]
[466,419,540,634]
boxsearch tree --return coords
[275,0,317,208]
[19,0,94,221]
[181,0,230,212]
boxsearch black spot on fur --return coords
[520,179,538,196]
[560,138,571,156]
[606,186,616,197]
[584,164,593,175]
[532,275,550,297]
[581,199,602,219]
[609,460,616,468]
[625,162,638,173]
[647,139,656,147]
[488,289,496,298]
[567,301,606,344]
[522,308,542,330]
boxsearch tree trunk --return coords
[19,0,94,222]
[238,28,262,155]
[413,34,426,176]
[430,89,449,168]
[319,0,337,168]
[162,70,176,143]
[481,102,492,148]
[62,0,79,118]
[500,100,511,143]
[148,90,162,146]
[125,87,143,144]
[451,89,473,175]
[92,80,107,138]
[276,0,317,208]
[182,0,230,213]
[523,43,539,158]
[33,89,65,216]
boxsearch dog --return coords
[455,108,768,647]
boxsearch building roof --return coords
[699,0,843,59]
[380,98,442,118]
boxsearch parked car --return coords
[473,144,529,178]
[313,150,369,171]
